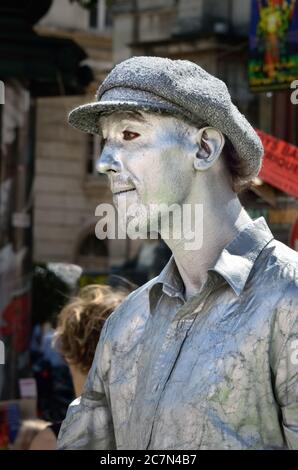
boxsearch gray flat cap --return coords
[69,56,263,179]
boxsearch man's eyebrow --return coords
[122,112,146,123]
[98,111,150,126]
[121,118,149,126]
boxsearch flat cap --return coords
[69,56,263,179]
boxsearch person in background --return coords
[30,263,82,422]
[29,284,129,450]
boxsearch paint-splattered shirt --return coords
[58,217,298,450]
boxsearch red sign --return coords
[257,129,298,198]
[289,218,298,250]
[0,292,31,353]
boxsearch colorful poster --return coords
[257,129,298,197]
[249,0,298,91]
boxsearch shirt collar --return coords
[148,255,185,310]
[209,216,274,296]
[148,217,274,305]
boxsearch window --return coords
[89,0,113,31]
[79,233,108,257]
[77,233,109,272]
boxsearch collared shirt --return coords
[57,217,298,450]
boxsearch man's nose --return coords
[96,149,122,174]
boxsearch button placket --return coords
[146,280,221,448]
[145,292,210,447]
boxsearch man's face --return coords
[97,111,196,233]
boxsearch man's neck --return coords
[161,194,252,301]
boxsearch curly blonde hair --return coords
[54,285,128,374]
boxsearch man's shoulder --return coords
[247,238,298,323]
[262,238,298,284]
[261,238,298,327]
[264,240,298,367]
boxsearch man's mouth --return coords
[113,188,136,196]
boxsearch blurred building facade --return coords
[33,0,142,280]
[0,0,93,400]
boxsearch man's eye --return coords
[123,130,140,141]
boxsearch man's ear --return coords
[194,126,225,171]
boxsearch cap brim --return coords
[68,100,188,134]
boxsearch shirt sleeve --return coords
[270,279,298,450]
[57,316,116,450]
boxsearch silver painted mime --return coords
[57,57,298,450]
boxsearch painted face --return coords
[96,111,197,234]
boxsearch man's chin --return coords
[116,212,151,240]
